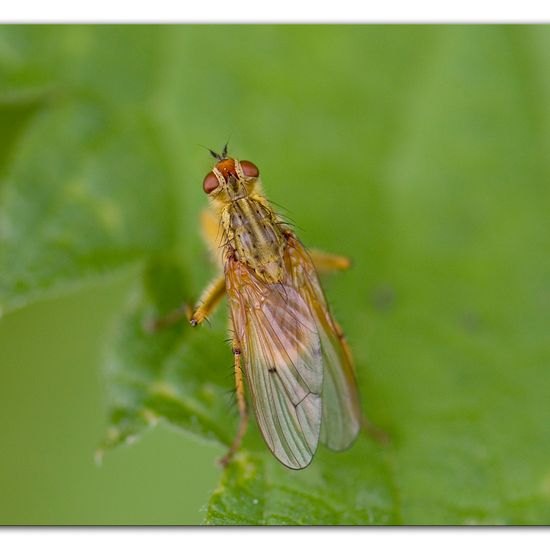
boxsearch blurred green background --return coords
[0,25,549,525]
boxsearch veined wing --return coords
[285,236,361,451]
[225,257,323,469]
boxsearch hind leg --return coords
[219,336,249,467]
[309,249,351,273]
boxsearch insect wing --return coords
[225,258,323,469]
[285,237,361,451]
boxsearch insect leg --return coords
[332,318,390,445]
[219,338,249,467]
[200,208,225,266]
[189,274,226,327]
[146,274,225,332]
[308,248,351,273]
[145,302,192,332]
[331,317,355,369]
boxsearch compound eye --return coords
[203,172,219,194]
[240,160,259,178]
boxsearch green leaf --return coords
[0,27,177,313]
[205,443,397,525]
[97,255,234,461]
[205,452,266,525]
[205,447,397,525]
[0,91,49,175]
[2,25,550,525]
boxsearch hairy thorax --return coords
[222,197,286,283]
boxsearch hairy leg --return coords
[150,207,226,331]
[189,274,226,327]
[201,208,225,267]
[332,317,390,446]
[308,248,351,273]
[219,338,249,467]
[146,274,225,332]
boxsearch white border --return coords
[1,0,550,23]
[2,529,550,550]
[1,5,549,544]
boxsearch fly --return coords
[154,146,366,469]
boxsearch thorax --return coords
[222,197,285,283]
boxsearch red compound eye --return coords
[240,160,259,178]
[203,171,219,194]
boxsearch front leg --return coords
[189,274,226,327]
[146,274,226,332]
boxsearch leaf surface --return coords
[1,25,549,525]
